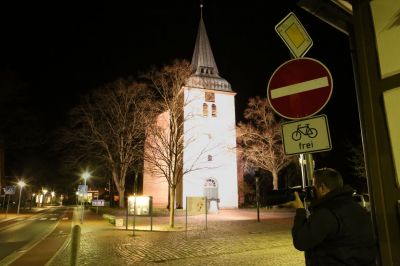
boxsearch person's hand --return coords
[282,191,304,209]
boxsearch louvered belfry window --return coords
[203,103,208,117]
[212,104,217,117]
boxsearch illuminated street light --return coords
[75,191,79,206]
[81,171,91,223]
[51,191,55,205]
[17,180,26,214]
[42,188,48,207]
[30,193,36,209]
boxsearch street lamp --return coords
[17,180,26,214]
[75,191,79,206]
[51,191,55,205]
[42,189,48,207]
[81,171,91,223]
[82,172,91,202]
[30,193,36,209]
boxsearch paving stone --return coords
[50,208,304,266]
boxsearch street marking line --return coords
[271,76,328,99]
[50,218,57,221]
[39,218,47,221]
[62,217,68,220]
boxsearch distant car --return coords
[353,193,371,212]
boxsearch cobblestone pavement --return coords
[50,208,304,266]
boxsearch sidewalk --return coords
[50,207,305,266]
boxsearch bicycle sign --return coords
[291,124,318,141]
[281,114,331,155]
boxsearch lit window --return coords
[212,104,217,117]
[203,103,208,117]
[208,155,213,161]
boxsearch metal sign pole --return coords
[299,154,306,189]
[304,153,314,211]
[2,194,6,210]
[125,204,128,230]
[132,197,136,236]
[150,197,153,231]
[17,185,22,214]
[305,153,314,187]
[205,197,207,231]
[80,193,84,224]
[6,195,10,218]
[256,175,260,222]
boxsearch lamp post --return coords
[255,174,260,222]
[81,171,91,223]
[51,191,55,205]
[17,181,26,215]
[30,193,35,210]
[42,189,48,207]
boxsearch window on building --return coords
[208,155,213,161]
[205,92,215,102]
[203,103,208,117]
[212,104,217,117]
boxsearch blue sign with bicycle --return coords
[281,114,331,155]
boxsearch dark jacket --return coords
[292,186,377,265]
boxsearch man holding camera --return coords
[288,167,377,265]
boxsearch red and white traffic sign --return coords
[267,58,333,120]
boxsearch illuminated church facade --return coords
[143,14,238,209]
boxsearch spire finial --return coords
[200,0,203,18]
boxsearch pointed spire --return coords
[187,2,232,92]
[191,3,219,77]
[200,0,203,19]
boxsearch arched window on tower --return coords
[203,103,208,117]
[212,104,217,117]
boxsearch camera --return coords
[264,186,315,206]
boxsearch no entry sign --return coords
[267,58,333,120]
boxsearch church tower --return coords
[142,7,238,209]
[182,9,238,209]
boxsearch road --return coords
[0,206,73,265]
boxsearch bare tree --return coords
[347,142,366,179]
[61,78,153,208]
[237,96,295,190]
[143,59,205,228]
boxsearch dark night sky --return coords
[0,1,361,191]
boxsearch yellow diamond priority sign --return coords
[275,12,313,58]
